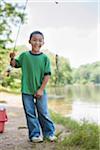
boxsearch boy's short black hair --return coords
[29,31,44,40]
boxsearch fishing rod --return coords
[6,0,28,76]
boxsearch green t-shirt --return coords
[15,51,51,95]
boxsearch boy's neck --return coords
[31,49,41,54]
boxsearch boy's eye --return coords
[32,39,42,42]
[31,40,43,44]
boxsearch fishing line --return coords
[13,0,28,52]
[6,0,28,76]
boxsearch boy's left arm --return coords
[34,75,50,98]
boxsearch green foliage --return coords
[49,55,72,86]
[72,62,100,84]
[1,72,21,88]
[50,111,99,150]
[60,122,99,150]
[0,0,26,48]
[0,47,10,74]
[0,46,21,92]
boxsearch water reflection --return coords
[72,85,100,103]
[48,99,72,116]
[70,101,100,124]
[47,85,100,124]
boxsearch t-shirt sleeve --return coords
[15,52,24,68]
[44,56,51,76]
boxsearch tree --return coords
[50,55,72,86]
[0,0,26,48]
[59,57,72,84]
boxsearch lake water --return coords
[47,85,100,124]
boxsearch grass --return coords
[50,111,99,150]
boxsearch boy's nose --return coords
[35,41,40,44]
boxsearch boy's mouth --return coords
[32,46,41,51]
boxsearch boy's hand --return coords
[10,52,16,59]
[9,52,16,67]
[34,89,43,99]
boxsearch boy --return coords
[10,31,56,142]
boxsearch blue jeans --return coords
[22,93,55,140]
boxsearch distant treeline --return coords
[72,61,100,84]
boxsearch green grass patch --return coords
[50,111,99,150]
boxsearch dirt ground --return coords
[0,92,68,150]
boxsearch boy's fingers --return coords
[10,52,16,58]
[34,94,41,99]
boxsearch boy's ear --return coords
[29,40,31,44]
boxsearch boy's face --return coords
[29,34,44,52]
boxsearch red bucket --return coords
[0,109,8,133]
